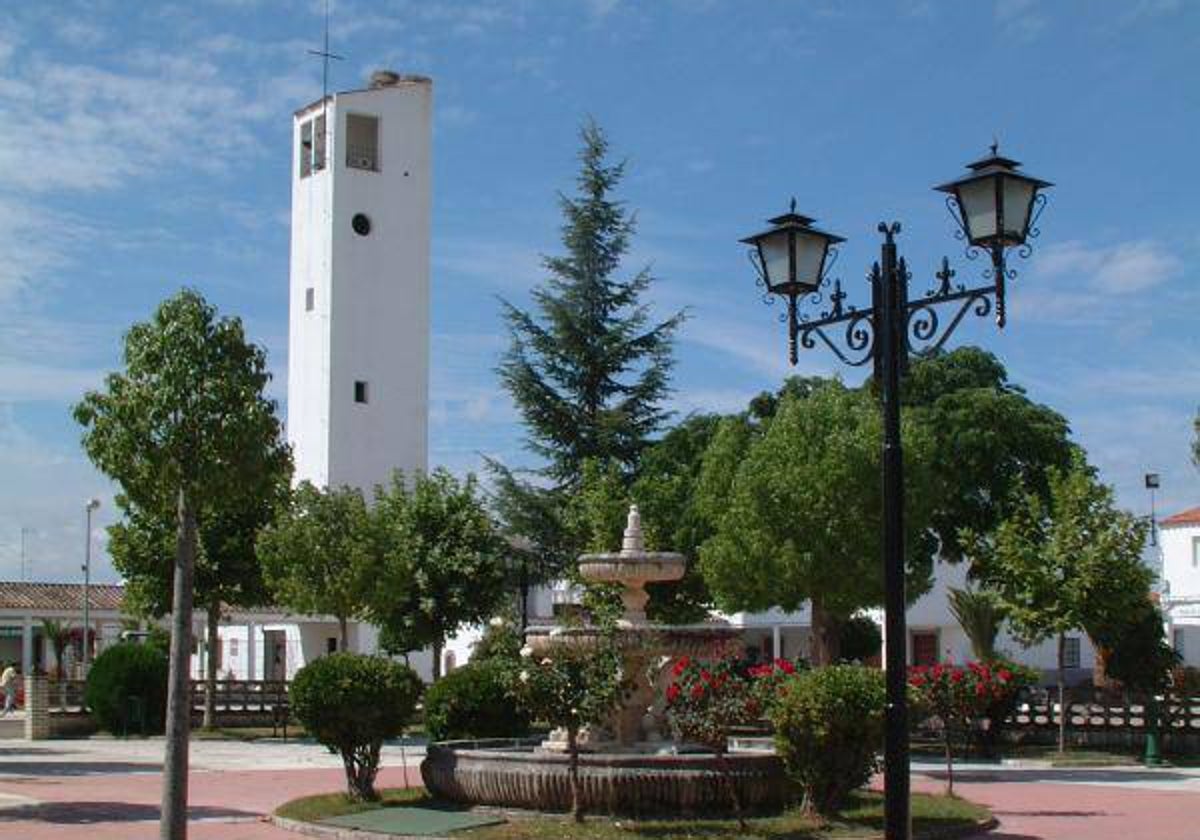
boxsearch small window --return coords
[1192,536,1200,569]
[346,113,379,171]
[354,381,368,403]
[230,638,239,658]
[305,287,314,311]
[313,112,327,172]
[326,637,338,655]
[299,119,313,178]
[1063,636,1081,669]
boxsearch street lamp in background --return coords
[740,145,1052,840]
[1145,473,1160,547]
[83,498,101,672]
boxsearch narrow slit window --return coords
[346,113,379,171]
[299,119,313,178]
[354,381,369,403]
[313,112,327,172]
[305,287,314,311]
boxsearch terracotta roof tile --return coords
[0,582,125,612]
[1161,506,1200,528]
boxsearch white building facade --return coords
[1160,506,1200,667]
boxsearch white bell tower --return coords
[287,71,431,491]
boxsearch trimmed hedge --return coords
[290,653,422,801]
[771,665,885,815]
[424,659,531,742]
[85,642,169,734]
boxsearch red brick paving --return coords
[2,761,1198,838]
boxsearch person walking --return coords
[0,662,17,715]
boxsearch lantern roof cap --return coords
[740,200,845,246]
[935,144,1053,193]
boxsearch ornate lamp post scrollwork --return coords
[740,146,1052,840]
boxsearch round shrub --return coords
[771,664,885,815]
[85,642,168,735]
[290,653,422,801]
[424,659,530,742]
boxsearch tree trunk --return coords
[568,726,583,823]
[809,598,840,667]
[161,488,196,840]
[338,617,349,652]
[1057,632,1067,755]
[943,727,955,795]
[202,605,219,730]
[431,638,443,682]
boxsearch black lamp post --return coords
[741,146,1051,840]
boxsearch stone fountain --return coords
[421,506,786,815]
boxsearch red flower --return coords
[691,683,705,700]
[700,669,714,684]
[910,675,926,687]
[749,664,773,678]
[666,683,680,703]
[950,669,964,683]
[998,669,1011,682]
[775,658,796,674]
[975,683,986,697]
[672,656,690,677]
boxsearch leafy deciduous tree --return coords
[700,383,936,665]
[257,482,376,651]
[75,289,283,840]
[371,469,507,680]
[964,457,1153,752]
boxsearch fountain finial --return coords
[621,504,644,555]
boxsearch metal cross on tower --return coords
[308,0,344,105]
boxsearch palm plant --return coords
[947,586,1006,661]
[41,619,73,678]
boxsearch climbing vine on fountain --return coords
[505,633,628,823]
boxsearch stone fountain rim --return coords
[577,551,687,564]
[426,738,780,767]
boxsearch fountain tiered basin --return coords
[421,506,786,815]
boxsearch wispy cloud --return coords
[994,0,1050,41]
[1035,239,1180,294]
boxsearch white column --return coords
[246,622,257,681]
[771,625,782,660]
[21,614,33,674]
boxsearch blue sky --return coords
[1,0,1197,583]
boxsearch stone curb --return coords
[270,811,998,840]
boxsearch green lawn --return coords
[275,789,989,839]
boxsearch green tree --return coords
[965,457,1153,752]
[492,120,684,591]
[107,454,289,729]
[371,469,507,680]
[946,586,1007,662]
[74,289,283,840]
[903,348,1075,562]
[701,383,936,665]
[257,482,376,650]
[497,120,684,486]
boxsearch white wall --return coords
[1162,523,1200,599]
[288,76,431,493]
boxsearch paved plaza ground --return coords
[0,739,1198,839]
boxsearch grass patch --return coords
[276,787,430,823]
[275,789,986,839]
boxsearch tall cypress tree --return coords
[498,120,684,488]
